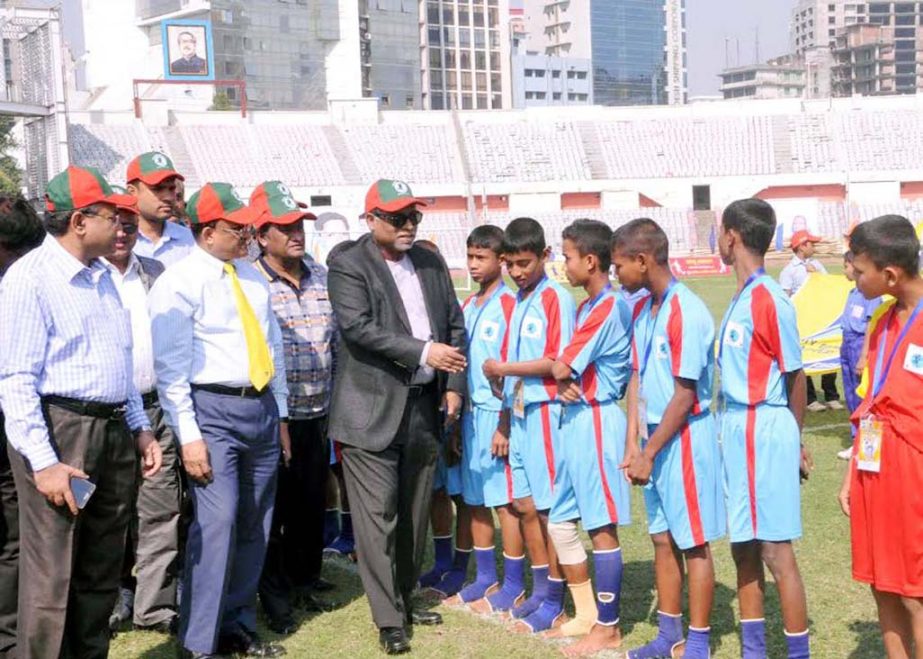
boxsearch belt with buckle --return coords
[191,383,266,398]
[42,395,127,420]
[141,390,159,408]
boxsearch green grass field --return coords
[112,268,881,658]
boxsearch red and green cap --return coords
[45,165,139,214]
[364,179,427,214]
[186,182,254,226]
[126,151,184,186]
[250,180,316,229]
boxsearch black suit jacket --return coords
[327,234,466,451]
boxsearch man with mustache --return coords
[251,181,339,633]
[327,179,467,654]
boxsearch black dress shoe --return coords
[407,609,443,626]
[267,616,298,636]
[296,590,334,613]
[217,628,286,657]
[378,627,410,655]
[310,577,336,592]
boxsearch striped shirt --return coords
[133,220,195,267]
[254,256,337,420]
[0,235,147,471]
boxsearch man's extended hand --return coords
[800,444,814,483]
[136,430,162,479]
[625,449,654,486]
[427,343,467,374]
[442,391,463,428]
[619,440,641,484]
[34,462,89,515]
[482,358,507,380]
[280,421,292,468]
[182,439,213,485]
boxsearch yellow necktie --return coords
[224,263,274,390]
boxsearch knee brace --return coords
[547,520,588,565]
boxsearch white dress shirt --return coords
[0,235,147,470]
[148,246,289,445]
[385,256,434,384]
[779,255,827,296]
[102,255,156,394]
[133,221,195,268]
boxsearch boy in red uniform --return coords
[840,214,923,658]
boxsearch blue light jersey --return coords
[718,275,802,407]
[558,287,633,403]
[504,277,577,408]
[632,282,715,423]
[462,283,517,411]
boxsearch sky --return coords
[686,0,795,96]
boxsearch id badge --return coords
[512,379,526,419]
[638,396,649,441]
[857,415,883,473]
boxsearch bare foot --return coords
[510,613,568,635]
[443,594,464,607]
[469,590,524,615]
[560,624,622,657]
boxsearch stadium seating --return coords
[340,124,464,184]
[69,123,153,184]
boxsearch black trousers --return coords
[341,389,440,630]
[0,418,18,658]
[259,416,330,623]
[807,373,840,403]
[9,402,135,659]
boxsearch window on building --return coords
[443,5,454,24]
[576,71,587,79]
[490,52,500,70]
[492,93,502,108]
[431,93,445,110]
[473,10,485,27]
[429,49,442,68]
[476,72,486,88]
[553,92,561,100]
[525,69,534,77]
[535,69,546,77]
[829,16,836,23]
[427,2,440,24]
[828,3,835,10]
[460,50,471,68]
[462,95,474,109]
[459,27,471,47]
[461,71,472,89]
[431,70,443,87]
[476,52,486,70]
[491,73,501,89]
[552,70,561,78]
[428,27,441,45]
[895,2,915,12]
[380,95,390,108]
[477,94,488,108]
[310,195,332,206]
[459,7,470,25]
[535,92,546,99]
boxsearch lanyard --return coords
[639,279,678,380]
[467,283,505,338]
[512,276,547,360]
[871,300,923,399]
[717,268,765,365]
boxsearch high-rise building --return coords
[719,56,807,100]
[522,0,686,107]
[832,23,923,96]
[420,0,513,109]
[65,1,419,111]
[792,0,867,54]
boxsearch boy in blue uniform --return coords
[716,199,810,659]
[445,226,527,610]
[837,250,882,459]
[482,218,576,632]
[545,220,633,657]
[613,219,726,659]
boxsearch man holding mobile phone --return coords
[0,167,162,659]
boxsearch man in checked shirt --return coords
[250,181,339,634]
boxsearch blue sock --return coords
[684,627,711,659]
[323,509,339,547]
[593,548,623,626]
[628,611,684,659]
[486,554,526,611]
[519,577,565,632]
[741,619,766,659]
[419,535,454,588]
[433,548,471,597]
[458,547,498,602]
[511,564,549,619]
[785,629,810,659]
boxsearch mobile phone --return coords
[70,477,96,510]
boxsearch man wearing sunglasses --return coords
[327,179,467,654]
[101,188,180,636]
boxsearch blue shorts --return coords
[434,437,463,497]
[509,401,562,511]
[550,400,631,531]
[721,404,802,543]
[644,413,726,551]
[461,406,513,508]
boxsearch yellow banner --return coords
[792,273,855,376]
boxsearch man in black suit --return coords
[170,31,207,75]
[327,179,467,654]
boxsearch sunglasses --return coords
[119,223,139,235]
[372,209,423,228]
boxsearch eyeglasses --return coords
[216,225,252,240]
[372,209,423,229]
[119,223,139,235]
[82,210,119,224]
